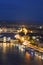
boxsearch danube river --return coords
[0,43,43,65]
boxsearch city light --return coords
[23,40,30,46]
[32,36,36,39]
[30,30,33,33]
[39,26,42,29]
[15,34,20,39]
[3,36,6,43]
[7,37,11,41]
[0,0,43,64]
[0,28,2,33]
[22,27,28,35]
[0,24,43,62]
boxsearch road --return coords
[26,43,43,53]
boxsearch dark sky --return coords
[0,0,43,24]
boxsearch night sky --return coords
[0,0,43,24]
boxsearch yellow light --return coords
[3,43,6,53]
[15,34,20,39]
[23,27,28,35]
[20,28,22,32]
[21,37,24,42]
[17,28,22,33]
[23,40,30,46]
[3,37,6,43]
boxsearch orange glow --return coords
[25,52,30,60]
[3,43,6,53]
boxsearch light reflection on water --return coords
[3,43,6,53]
[0,43,14,53]
[0,43,43,65]
[25,52,30,60]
